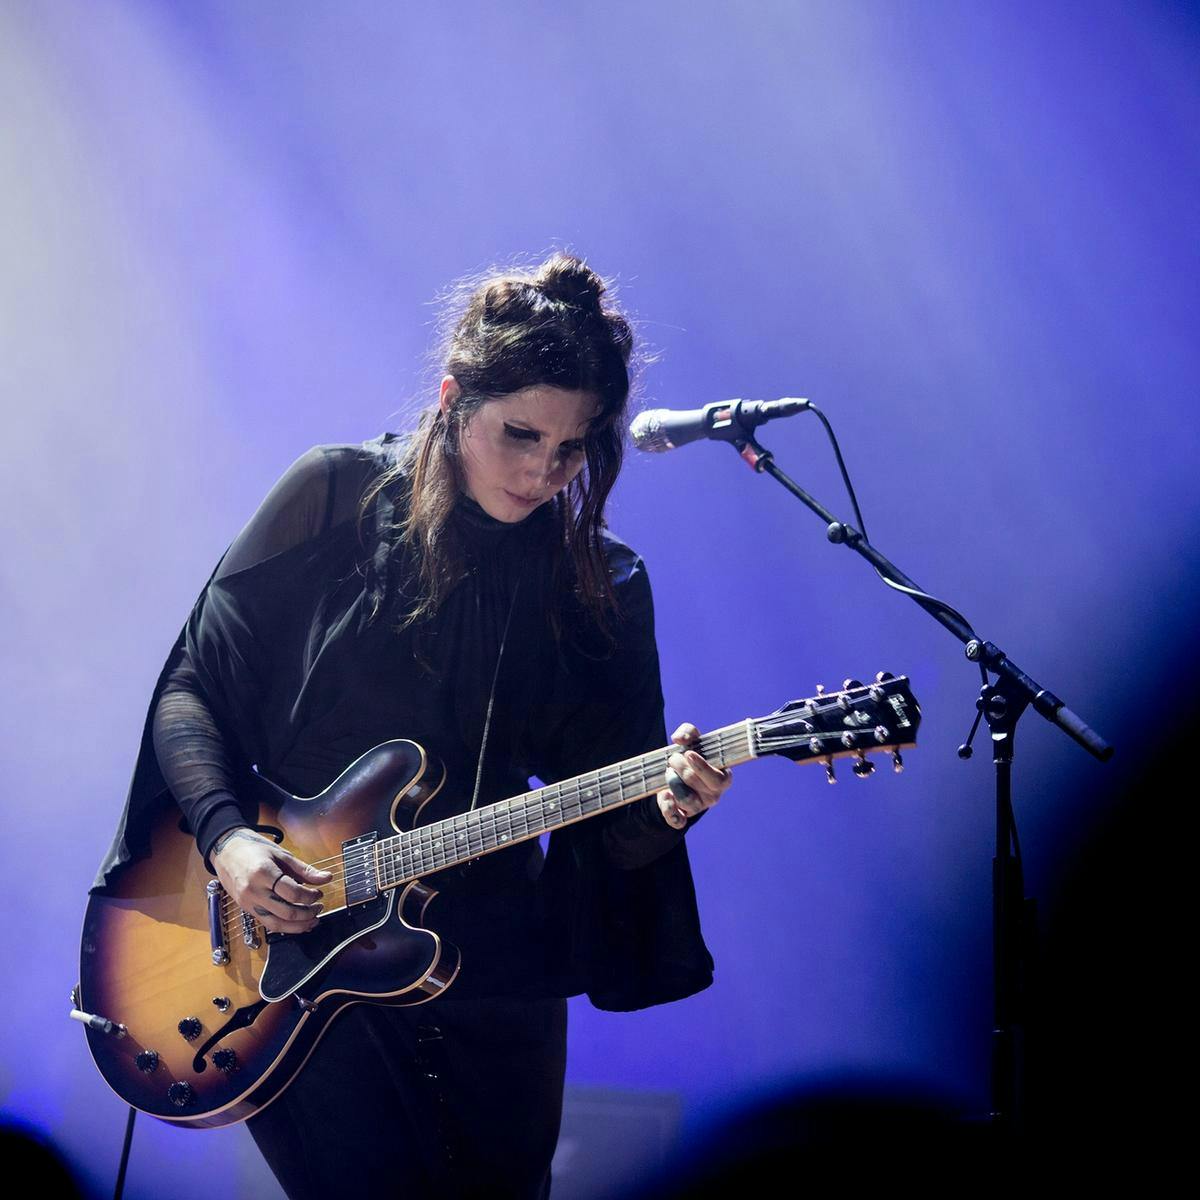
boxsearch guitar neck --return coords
[374,721,758,889]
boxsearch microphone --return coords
[629,398,811,452]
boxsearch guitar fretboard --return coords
[374,721,757,888]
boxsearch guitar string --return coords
[215,694,907,927]
[216,720,905,932]
[214,699,906,931]
[214,724,752,929]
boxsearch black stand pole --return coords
[710,405,1112,1133]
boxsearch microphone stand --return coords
[713,402,1112,1140]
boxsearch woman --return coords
[93,253,730,1198]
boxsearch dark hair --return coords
[360,252,635,635]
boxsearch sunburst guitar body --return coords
[77,674,920,1128]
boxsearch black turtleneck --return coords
[150,438,684,996]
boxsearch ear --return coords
[438,375,460,416]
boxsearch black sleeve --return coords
[151,447,336,868]
[534,553,687,871]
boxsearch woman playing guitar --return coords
[93,253,731,1198]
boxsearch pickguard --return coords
[259,892,394,1002]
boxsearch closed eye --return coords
[503,424,540,442]
[504,424,586,456]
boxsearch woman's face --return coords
[440,376,598,524]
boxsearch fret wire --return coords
[384,722,768,887]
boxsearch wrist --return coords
[210,825,252,863]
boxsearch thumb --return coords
[278,848,334,882]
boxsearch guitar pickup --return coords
[341,832,380,907]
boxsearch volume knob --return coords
[135,1050,159,1074]
[177,1017,202,1041]
[167,1081,195,1108]
[212,1049,239,1074]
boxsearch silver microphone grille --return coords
[629,410,674,453]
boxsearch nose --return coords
[525,445,568,490]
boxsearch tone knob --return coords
[177,1017,202,1041]
[213,1049,239,1074]
[135,1050,159,1074]
[212,996,231,1012]
[167,1081,195,1108]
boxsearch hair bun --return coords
[533,254,606,314]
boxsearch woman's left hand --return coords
[657,722,733,830]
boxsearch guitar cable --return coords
[113,1106,135,1200]
[807,402,978,640]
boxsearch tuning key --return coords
[852,754,875,778]
[875,671,895,683]
[842,678,863,691]
[824,761,837,784]
[815,684,826,696]
[891,750,904,773]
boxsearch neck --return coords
[372,721,757,887]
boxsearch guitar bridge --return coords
[342,832,380,907]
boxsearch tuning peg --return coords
[824,761,837,784]
[891,750,904,773]
[842,678,864,691]
[852,754,875,778]
[873,725,890,744]
[815,683,826,696]
[840,731,857,748]
[875,671,895,683]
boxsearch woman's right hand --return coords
[210,827,333,935]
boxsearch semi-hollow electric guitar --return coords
[77,673,919,1129]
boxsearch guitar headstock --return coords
[753,673,920,781]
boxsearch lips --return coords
[504,491,542,506]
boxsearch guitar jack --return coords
[69,983,126,1037]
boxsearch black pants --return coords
[247,996,568,1200]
